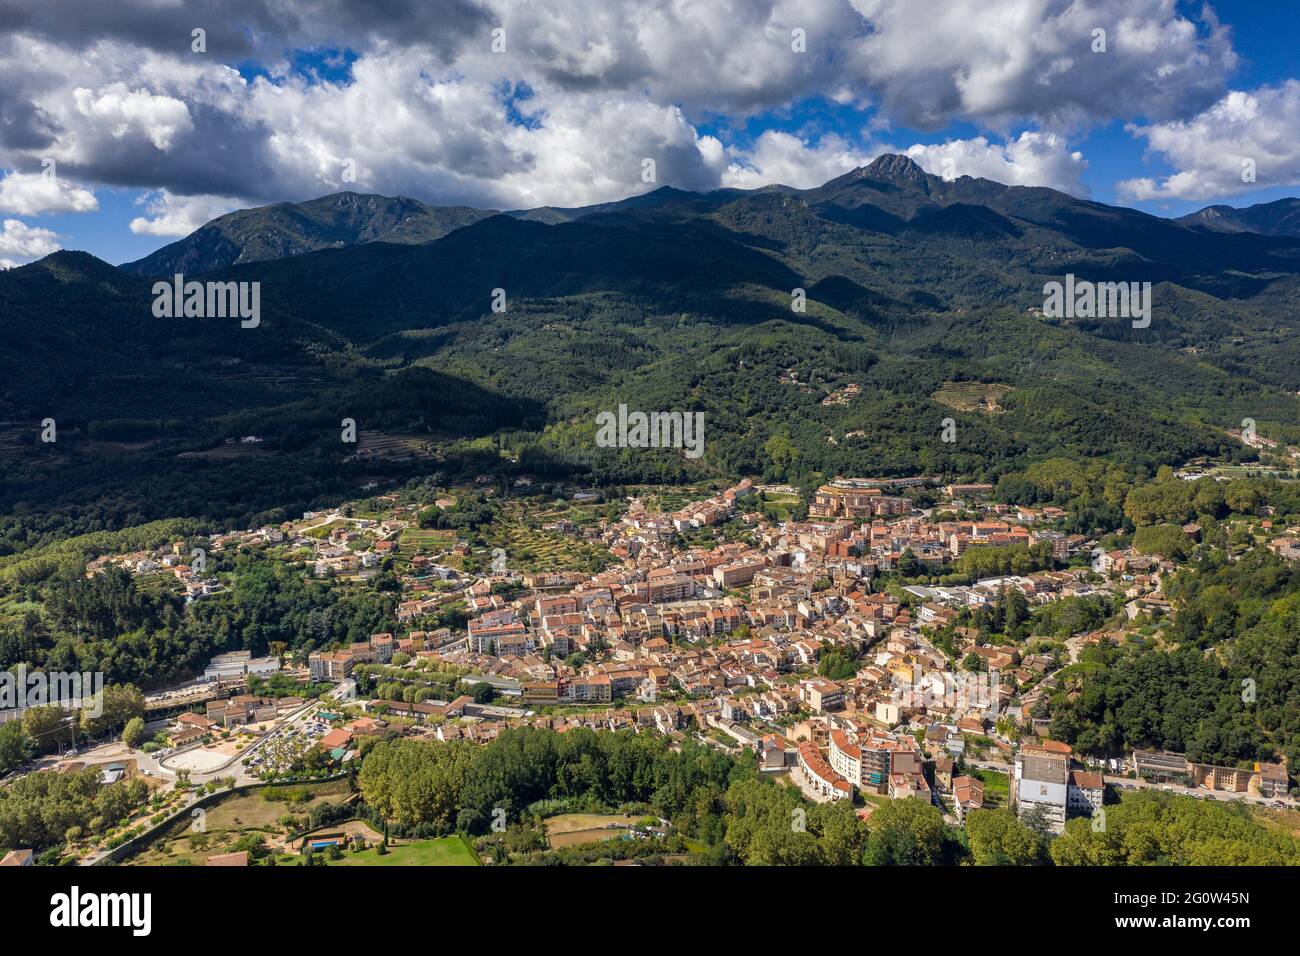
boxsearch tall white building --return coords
[1011,740,1073,835]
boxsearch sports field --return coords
[331,834,479,866]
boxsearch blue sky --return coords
[2,0,1298,266]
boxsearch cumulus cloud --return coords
[716,129,1089,195]
[72,82,193,151]
[0,169,98,214]
[0,0,1259,232]
[129,190,241,236]
[0,218,61,258]
[0,0,492,61]
[848,0,1235,129]
[722,131,877,190]
[905,131,1089,196]
[1119,81,1300,201]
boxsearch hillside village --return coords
[20,465,1290,869]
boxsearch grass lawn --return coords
[332,835,479,866]
[759,491,801,522]
[969,768,1010,808]
[399,527,457,550]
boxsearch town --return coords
[5,458,1297,868]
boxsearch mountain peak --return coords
[118,194,496,277]
[1178,197,1300,237]
[862,153,927,183]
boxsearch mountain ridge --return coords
[1178,197,1300,237]
[5,151,1298,542]
[115,154,1300,279]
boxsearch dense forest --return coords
[1049,549,1300,769]
[0,558,398,689]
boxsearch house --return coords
[794,740,852,802]
[801,678,845,713]
[1012,740,1072,834]
[1067,770,1104,816]
[951,775,985,821]
[178,712,217,732]
[319,728,354,751]
[308,651,354,682]
[757,733,792,770]
[933,753,954,791]
[1256,761,1290,799]
[0,849,33,866]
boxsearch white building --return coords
[1012,741,1072,835]
[203,651,281,682]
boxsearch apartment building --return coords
[1012,740,1072,834]
[308,651,355,682]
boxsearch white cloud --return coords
[0,0,1252,230]
[905,131,1089,196]
[714,129,1089,195]
[1119,81,1300,201]
[847,0,1235,129]
[72,82,194,151]
[0,170,99,215]
[722,131,876,189]
[0,219,61,259]
[129,190,242,236]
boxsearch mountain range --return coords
[119,156,1300,278]
[1177,197,1300,237]
[3,153,1299,544]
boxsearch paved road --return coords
[1103,774,1295,810]
[965,761,1295,811]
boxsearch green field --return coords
[969,768,1011,808]
[332,834,479,866]
[399,527,458,550]
[759,491,801,522]
[543,812,648,848]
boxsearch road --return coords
[964,761,1295,811]
[157,699,323,786]
[1103,774,1296,810]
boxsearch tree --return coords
[863,797,953,866]
[965,808,1047,865]
[122,716,147,749]
[812,799,871,865]
[22,705,72,753]
[818,649,859,682]
[1132,523,1190,560]
[1049,791,1300,865]
[81,684,144,739]
[0,721,32,773]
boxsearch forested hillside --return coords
[2,154,1298,555]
